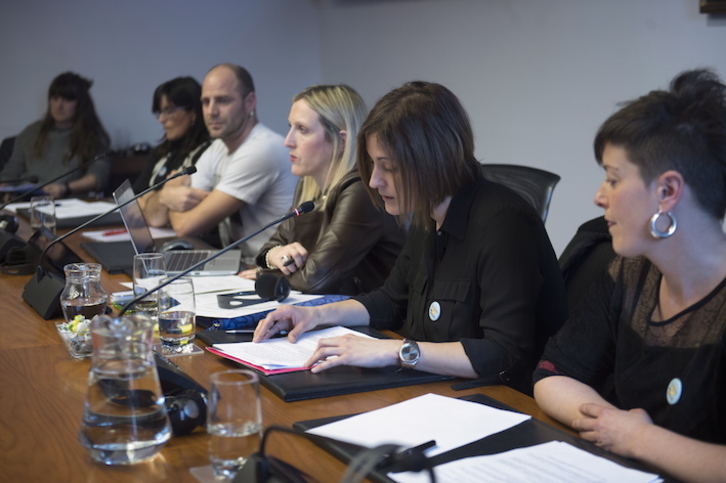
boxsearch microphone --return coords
[0,151,113,212]
[21,166,198,319]
[0,174,39,185]
[119,201,314,316]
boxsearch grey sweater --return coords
[0,120,110,191]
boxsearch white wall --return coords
[0,0,322,147]
[2,0,725,254]
[317,0,726,254]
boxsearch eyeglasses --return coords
[154,106,185,119]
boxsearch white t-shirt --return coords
[191,123,297,260]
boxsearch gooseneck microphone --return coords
[22,166,198,319]
[0,151,114,212]
[119,201,315,316]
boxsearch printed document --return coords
[390,440,662,483]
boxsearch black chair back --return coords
[480,163,560,222]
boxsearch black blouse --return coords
[356,174,567,394]
[535,256,726,444]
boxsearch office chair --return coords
[480,164,561,222]
[0,136,16,173]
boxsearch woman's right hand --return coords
[253,304,319,343]
[266,243,309,275]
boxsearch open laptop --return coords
[82,180,240,276]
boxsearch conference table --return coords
[0,215,576,482]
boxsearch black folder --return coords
[293,393,671,483]
[212,326,453,402]
[81,240,136,274]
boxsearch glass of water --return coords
[132,253,167,322]
[29,195,56,234]
[208,370,262,480]
[157,277,196,354]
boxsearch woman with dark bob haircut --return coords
[0,72,110,197]
[254,81,567,394]
[534,69,726,481]
[136,76,210,213]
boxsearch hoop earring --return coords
[649,210,677,239]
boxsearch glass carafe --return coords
[60,263,107,322]
[78,314,172,465]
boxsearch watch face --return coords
[400,340,420,366]
[401,344,419,361]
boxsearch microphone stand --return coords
[119,201,314,316]
[22,166,198,319]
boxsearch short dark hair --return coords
[152,76,208,159]
[356,81,480,230]
[594,69,726,219]
[210,63,255,97]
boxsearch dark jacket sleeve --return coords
[257,174,400,294]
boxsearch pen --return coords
[224,329,289,335]
[102,228,127,236]
[407,440,436,454]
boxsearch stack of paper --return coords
[208,325,373,375]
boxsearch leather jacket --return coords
[255,170,406,295]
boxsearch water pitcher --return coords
[60,263,107,322]
[78,314,172,465]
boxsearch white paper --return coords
[214,325,373,369]
[119,275,324,319]
[307,393,531,457]
[390,440,662,483]
[5,198,117,218]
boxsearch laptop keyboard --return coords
[164,250,210,272]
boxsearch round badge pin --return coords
[428,301,441,321]
[666,378,682,405]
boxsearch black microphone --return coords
[0,151,113,211]
[119,201,314,316]
[21,166,198,320]
[0,174,39,185]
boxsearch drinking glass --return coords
[30,195,56,234]
[157,277,196,354]
[207,370,262,480]
[132,253,167,322]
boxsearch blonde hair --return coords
[292,85,367,205]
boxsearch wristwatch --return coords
[398,339,421,369]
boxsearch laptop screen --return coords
[112,180,155,255]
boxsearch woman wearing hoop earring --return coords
[534,69,726,482]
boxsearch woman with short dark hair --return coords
[254,81,567,394]
[534,69,726,481]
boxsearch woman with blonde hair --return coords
[241,84,405,295]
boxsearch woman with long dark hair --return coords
[0,72,110,198]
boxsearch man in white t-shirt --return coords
[143,64,296,261]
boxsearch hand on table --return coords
[305,335,400,373]
[253,304,319,343]
[572,403,653,457]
